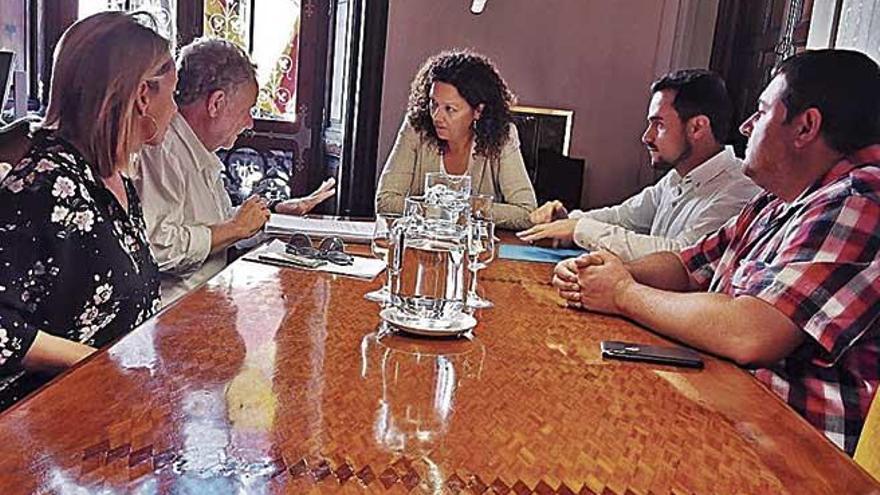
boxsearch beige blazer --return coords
[376,120,537,230]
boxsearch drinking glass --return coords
[424,172,472,203]
[466,194,495,309]
[364,214,394,303]
[405,193,466,238]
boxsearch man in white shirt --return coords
[134,38,335,305]
[517,69,759,260]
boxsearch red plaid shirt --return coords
[680,145,880,455]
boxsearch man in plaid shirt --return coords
[552,49,880,455]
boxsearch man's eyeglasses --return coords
[285,233,353,266]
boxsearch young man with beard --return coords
[518,69,759,260]
[553,49,880,456]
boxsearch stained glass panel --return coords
[203,0,250,48]
[203,0,300,123]
[78,0,177,41]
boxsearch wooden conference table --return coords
[0,238,876,494]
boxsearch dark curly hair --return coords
[406,50,515,161]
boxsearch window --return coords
[835,0,880,62]
[0,1,29,119]
[323,0,354,149]
[328,0,353,126]
[0,3,27,74]
[203,0,301,123]
[77,0,177,41]
[30,0,358,214]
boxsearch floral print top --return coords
[0,132,160,403]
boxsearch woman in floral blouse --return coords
[0,11,178,409]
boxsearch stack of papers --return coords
[265,215,374,243]
[243,239,386,279]
[497,244,587,264]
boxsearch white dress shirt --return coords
[133,114,233,306]
[571,146,760,260]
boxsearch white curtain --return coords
[836,0,880,62]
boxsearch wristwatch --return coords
[267,198,283,213]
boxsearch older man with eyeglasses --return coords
[134,38,335,306]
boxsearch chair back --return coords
[855,389,880,480]
[0,118,34,165]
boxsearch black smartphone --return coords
[600,341,704,369]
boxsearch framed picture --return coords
[512,105,573,167]
[511,105,583,209]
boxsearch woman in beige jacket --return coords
[376,50,536,230]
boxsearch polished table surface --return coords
[0,244,877,494]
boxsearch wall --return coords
[377,0,718,209]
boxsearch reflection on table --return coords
[360,331,486,456]
[0,249,874,494]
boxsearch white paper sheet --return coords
[265,215,374,243]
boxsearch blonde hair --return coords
[43,11,172,178]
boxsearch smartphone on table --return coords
[600,341,704,369]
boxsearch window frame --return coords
[31,0,385,212]
[36,1,319,136]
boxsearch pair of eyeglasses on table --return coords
[285,232,354,266]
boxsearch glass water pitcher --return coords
[388,185,472,327]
